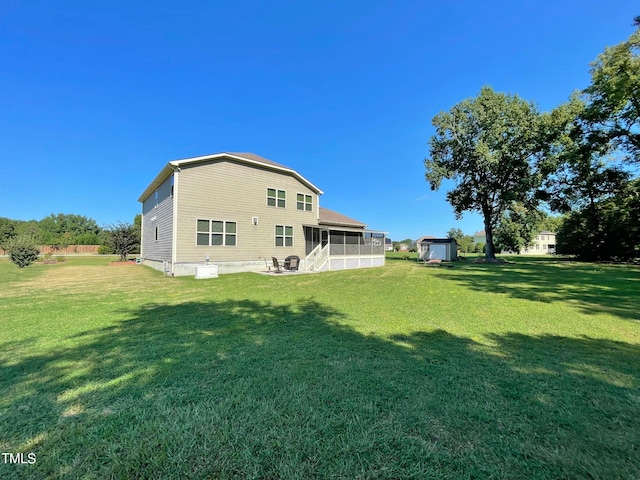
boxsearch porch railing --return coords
[329,243,385,256]
[305,243,329,271]
[305,239,385,271]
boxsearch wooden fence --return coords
[0,245,101,255]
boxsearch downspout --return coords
[171,167,180,276]
[140,205,144,260]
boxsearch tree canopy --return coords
[493,206,543,254]
[425,86,555,260]
[581,18,640,163]
[542,20,640,260]
[446,228,474,253]
[446,228,464,241]
[427,19,640,262]
[0,213,102,246]
[103,222,140,261]
[38,213,101,246]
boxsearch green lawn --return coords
[1,255,639,479]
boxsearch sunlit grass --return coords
[1,255,639,479]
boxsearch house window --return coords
[267,188,286,208]
[155,226,159,242]
[155,189,159,208]
[297,193,312,211]
[197,219,237,246]
[275,225,293,246]
[170,174,174,197]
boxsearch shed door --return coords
[429,244,447,260]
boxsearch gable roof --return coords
[318,207,367,229]
[139,152,323,202]
[416,235,436,243]
[418,238,457,244]
[225,152,288,169]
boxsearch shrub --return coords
[103,222,140,262]
[5,235,40,268]
[42,252,56,264]
[97,245,114,255]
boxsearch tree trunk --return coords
[483,212,497,260]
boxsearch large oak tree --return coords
[425,86,554,260]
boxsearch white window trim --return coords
[196,219,238,247]
[275,225,294,247]
[267,188,286,208]
[296,192,313,211]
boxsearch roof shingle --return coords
[318,207,366,228]
[225,152,288,169]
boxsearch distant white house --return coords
[520,231,556,255]
[471,228,557,255]
[500,231,557,255]
[473,230,486,244]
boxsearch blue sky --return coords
[1,1,637,240]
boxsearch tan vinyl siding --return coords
[141,174,174,262]
[175,160,317,263]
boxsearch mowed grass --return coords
[1,255,639,479]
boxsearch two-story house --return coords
[473,230,487,245]
[521,231,556,254]
[138,152,386,276]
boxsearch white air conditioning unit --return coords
[195,265,218,279]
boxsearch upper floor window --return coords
[297,193,312,211]
[197,219,237,246]
[267,188,286,208]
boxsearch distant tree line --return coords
[445,228,478,254]
[392,239,417,252]
[425,18,640,262]
[1,213,141,267]
[0,213,102,248]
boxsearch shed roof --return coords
[418,238,457,244]
[416,235,436,243]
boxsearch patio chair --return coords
[284,255,300,271]
[272,257,283,273]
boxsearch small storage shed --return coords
[418,238,458,261]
